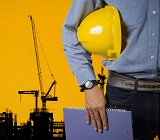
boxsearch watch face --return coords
[85,81,93,88]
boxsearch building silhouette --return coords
[0,110,66,140]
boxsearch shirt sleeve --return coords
[62,0,105,86]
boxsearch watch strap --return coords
[80,80,97,92]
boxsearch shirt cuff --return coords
[74,67,96,86]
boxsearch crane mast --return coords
[28,15,57,112]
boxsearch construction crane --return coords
[28,15,58,112]
[18,90,39,113]
[97,66,107,93]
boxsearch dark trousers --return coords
[105,83,160,140]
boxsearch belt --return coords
[108,71,160,92]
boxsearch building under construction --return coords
[0,14,108,140]
[0,110,66,140]
[0,64,106,140]
[0,15,67,140]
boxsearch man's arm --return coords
[62,0,108,132]
[84,86,108,132]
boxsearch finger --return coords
[88,109,98,131]
[94,110,103,133]
[86,108,91,124]
[99,107,109,130]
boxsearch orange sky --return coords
[0,0,107,124]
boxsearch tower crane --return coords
[17,16,59,139]
[18,90,39,113]
[97,66,107,93]
[28,15,58,112]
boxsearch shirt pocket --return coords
[105,0,148,26]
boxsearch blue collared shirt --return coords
[62,0,160,86]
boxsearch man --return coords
[62,0,160,139]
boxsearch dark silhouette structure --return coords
[0,110,66,140]
[97,66,107,92]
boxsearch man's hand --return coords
[84,85,108,133]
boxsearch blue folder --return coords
[63,107,133,140]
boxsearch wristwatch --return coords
[80,80,97,92]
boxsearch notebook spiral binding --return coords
[65,107,127,112]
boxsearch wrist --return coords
[80,80,98,92]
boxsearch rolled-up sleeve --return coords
[62,0,105,86]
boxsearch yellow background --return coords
[0,1,159,140]
[0,0,106,124]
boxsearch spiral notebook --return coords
[63,107,133,140]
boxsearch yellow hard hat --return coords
[77,5,121,60]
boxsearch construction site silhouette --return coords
[0,66,106,140]
[0,110,66,140]
[0,13,108,140]
[0,15,66,140]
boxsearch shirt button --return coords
[152,11,156,14]
[151,33,155,37]
[151,55,155,59]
